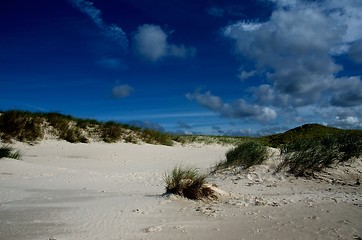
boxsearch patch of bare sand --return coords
[0,141,361,240]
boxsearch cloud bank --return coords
[186,90,277,122]
[133,24,195,62]
[189,0,362,130]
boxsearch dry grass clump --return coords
[164,165,216,200]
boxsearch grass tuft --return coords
[0,145,21,160]
[215,140,268,171]
[164,165,213,200]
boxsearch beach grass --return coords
[215,140,268,171]
[0,145,21,160]
[277,132,362,177]
[164,165,214,200]
[0,110,44,142]
[0,110,173,145]
[142,129,174,146]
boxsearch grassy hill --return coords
[260,123,362,147]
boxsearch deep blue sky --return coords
[1,0,362,135]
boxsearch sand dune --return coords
[0,140,361,240]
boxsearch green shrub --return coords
[164,165,213,200]
[216,140,268,170]
[0,145,21,159]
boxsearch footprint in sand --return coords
[144,225,162,233]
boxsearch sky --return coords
[1,0,362,136]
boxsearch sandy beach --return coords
[1,140,361,240]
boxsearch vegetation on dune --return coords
[0,110,173,146]
[277,132,362,177]
[173,135,250,146]
[100,121,125,143]
[164,165,215,200]
[0,110,44,142]
[215,140,268,171]
[0,145,21,160]
[142,128,174,146]
[212,125,362,177]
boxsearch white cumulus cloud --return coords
[133,24,195,62]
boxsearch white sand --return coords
[0,140,361,240]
